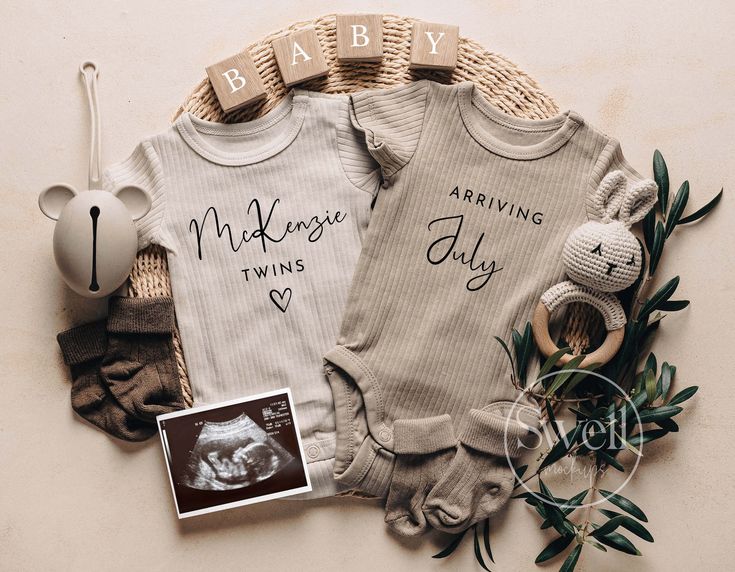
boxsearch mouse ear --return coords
[619,179,658,225]
[593,171,627,222]
[113,185,151,221]
[39,184,77,220]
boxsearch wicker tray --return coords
[128,13,602,406]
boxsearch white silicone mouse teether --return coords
[38,61,150,298]
[532,171,658,367]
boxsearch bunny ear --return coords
[619,179,658,225]
[594,170,627,222]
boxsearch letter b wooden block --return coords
[206,52,266,114]
[272,28,329,87]
[336,14,383,62]
[409,21,459,71]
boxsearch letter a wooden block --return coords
[409,21,459,71]
[336,14,383,62]
[272,28,329,87]
[206,52,266,114]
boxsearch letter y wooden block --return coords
[272,27,329,86]
[409,21,459,71]
[206,52,266,114]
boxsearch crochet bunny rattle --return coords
[532,170,658,367]
[38,62,150,298]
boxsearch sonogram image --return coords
[179,413,294,491]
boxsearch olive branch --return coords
[433,150,723,571]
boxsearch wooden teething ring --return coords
[532,281,626,368]
[532,303,624,368]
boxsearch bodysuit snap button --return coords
[378,429,392,443]
[306,445,320,459]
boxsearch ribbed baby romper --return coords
[103,90,380,498]
[324,80,648,511]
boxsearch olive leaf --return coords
[677,188,723,224]
[655,418,679,432]
[665,180,689,238]
[538,424,583,471]
[591,515,628,537]
[537,347,573,381]
[644,352,657,376]
[599,510,654,542]
[586,539,608,552]
[598,490,648,522]
[643,209,656,253]
[560,544,583,572]
[544,355,586,397]
[653,149,669,214]
[596,450,624,472]
[628,429,668,447]
[512,322,535,387]
[657,362,673,399]
[494,336,515,375]
[638,276,680,320]
[432,529,468,559]
[535,534,574,564]
[668,386,699,406]
[515,464,528,480]
[657,300,689,312]
[648,221,665,275]
[636,405,682,424]
[593,528,641,556]
[473,524,492,571]
[645,369,657,404]
[482,519,494,563]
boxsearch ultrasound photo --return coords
[157,389,311,518]
[180,413,293,491]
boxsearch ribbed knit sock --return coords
[384,414,456,537]
[100,297,185,422]
[57,321,157,442]
[423,404,539,533]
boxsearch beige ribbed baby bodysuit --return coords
[324,80,648,507]
[103,90,380,498]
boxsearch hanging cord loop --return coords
[79,61,101,189]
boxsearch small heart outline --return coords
[269,288,292,313]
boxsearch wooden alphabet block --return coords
[272,27,329,86]
[409,21,459,71]
[336,14,383,62]
[206,52,266,114]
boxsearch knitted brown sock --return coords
[100,297,186,422]
[423,403,539,533]
[57,321,156,442]
[384,415,456,537]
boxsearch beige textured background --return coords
[1,1,733,570]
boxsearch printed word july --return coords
[426,214,503,291]
[189,199,347,260]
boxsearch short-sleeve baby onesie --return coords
[324,80,647,497]
[103,90,380,498]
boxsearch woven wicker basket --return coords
[128,13,602,406]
